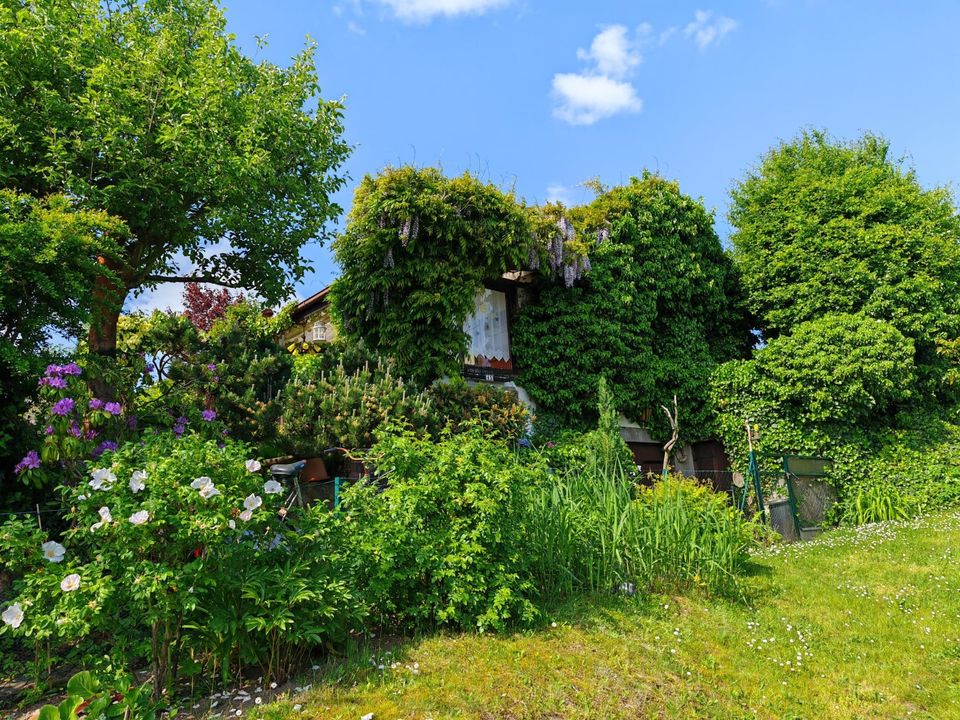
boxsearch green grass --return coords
[251,511,960,720]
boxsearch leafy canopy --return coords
[513,174,751,438]
[330,166,530,385]
[0,0,349,347]
[730,130,960,370]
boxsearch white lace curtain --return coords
[464,289,510,363]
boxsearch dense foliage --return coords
[344,428,542,631]
[513,174,752,437]
[0,0,349,361]
[0,192,123,482]
[730,130,960,398]
[716,130,960,518]
[1,434,364,694]
[330,166,531,384]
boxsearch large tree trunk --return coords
[87,262,129,400]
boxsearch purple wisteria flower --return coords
[89,398,104,410]
[51,398,75,416]
[201,409,217,422]
[61,363,82,377]
[14,450,41,474]
[91,441,118,459]
[104,402,122,416]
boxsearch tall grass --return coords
[525,380,759,599]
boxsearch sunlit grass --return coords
[250,511,960,720]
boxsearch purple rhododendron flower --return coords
[104,402,122,416]
[202,409,217,422]
[68,422,83,438]
[126,415,138,430]
[44,425,54,435]
[89,398,104,410]
[207,363,217,371]
[61,363,82,376]
[45,364,63,376]
[40,376,68,389]
[173,416,189,437]
[51,398,75,416]
[91,440,118,459]
[84,428,99,441]
[14,450,41,474]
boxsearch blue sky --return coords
[132,0,960,310]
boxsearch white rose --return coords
[129,470,147,493]
[41,541,66,563]
[199,483,221,499]
[60,574,81,592]
[263,480,283,495]
[243,494,262,511]
[128,510,149,526]
[245,459,262,473]
[190,476,212,489]
[2,603,24,628]
[238,509,253,522]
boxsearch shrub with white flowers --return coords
[0,432,365,696]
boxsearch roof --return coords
[291,284,332,322]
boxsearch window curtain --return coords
[464,289,510,364]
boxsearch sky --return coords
[131,0,960,313]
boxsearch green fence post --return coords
[333,476,341,509]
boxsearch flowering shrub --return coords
[14,362,133,488]
[1,433,364,694]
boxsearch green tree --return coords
[330,166,530,385]
[729,130,960,396]
[0,0,349,365]
[512,174,751,438]
[0,191,123,471]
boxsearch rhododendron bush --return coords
[0,434,364,696]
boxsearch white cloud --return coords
[546,183,573,205]
[376,0,511,22]
[576,25,641,79]
[684,9,737,51]
[552,73,642,126]
[552,24,645,126]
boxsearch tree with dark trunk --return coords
[0,0,349,380]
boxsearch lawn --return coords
[250,511,960,720]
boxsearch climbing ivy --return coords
[512,173,752,439]
[329,167,531,385]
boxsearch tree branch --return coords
[144,275,247,289]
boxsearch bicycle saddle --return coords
[270,460,306,477]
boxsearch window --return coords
[463,289,512,369]
[310,321,326,342]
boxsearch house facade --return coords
[283,276,731,488]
